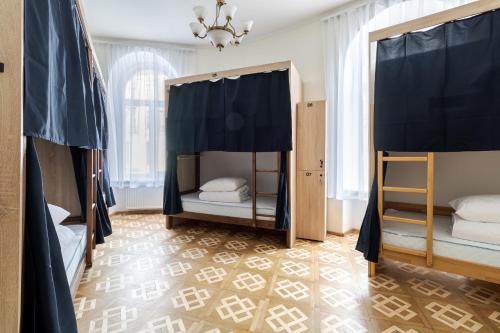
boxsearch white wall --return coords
[196,20,325,101]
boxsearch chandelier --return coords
[189,0,253,51]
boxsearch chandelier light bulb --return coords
[222,4,237,20]
[193,5,207,22]
[243,20,254,33]
[190,22,204,37]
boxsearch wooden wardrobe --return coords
[296,101,327,241]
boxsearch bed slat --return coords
[383,186,427,194]
[382,156,428,162]
[383,214,426,225]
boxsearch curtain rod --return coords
[321,0,370,21]
[93,37,196,53]
[370,0,500,42]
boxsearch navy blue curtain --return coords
[357,10,500,262]
[356,152,388,262]
[375,11,500,152]
[275,152,290,230]
[24,0,106,150]
[70,147,113,244]
[163,71,292,229]
[23,138,78,333]
[102,150,116,207]
[163,152,183,215]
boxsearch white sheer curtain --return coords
[95,42,196,188]
[322,0,473,200]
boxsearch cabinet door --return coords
[297,101,325,171]
[297,170,326,241]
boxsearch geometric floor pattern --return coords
[76,214,500,333]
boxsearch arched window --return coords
[107,48,178,188]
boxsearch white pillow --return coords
[449,195,500,223]
[56,225,76,247]
[48,204,71,225]
[200,177,247,192]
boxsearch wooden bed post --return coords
[251,152,257,227]
[0,0,24,330]
[85,149,95,267]
[166,216,174,229]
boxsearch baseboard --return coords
[327,228,359,237]
[110,209,163,216]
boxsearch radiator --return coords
[124,187,163,210]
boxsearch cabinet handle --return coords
[306,172,312,176]
[320,160,323,168]
[0,63,4,73]
[320,173,323,184]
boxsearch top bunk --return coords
[371,1,500,153]
[164,61,302,155]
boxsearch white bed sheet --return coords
[182,192,276,219]
[61,224,87,284]
[382,210,500,268]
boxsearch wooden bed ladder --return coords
[251,153,281,226]
[377,152,435,266]
[85,149,102,267]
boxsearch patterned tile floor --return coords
[75,214,500,333]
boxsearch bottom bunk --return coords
[61,224,87,296]
[379,209,500,284]
[167,192,277,230]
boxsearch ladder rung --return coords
[383,214,426,225]
[383,186,427,194]
[256,192,278,197]
[382,156,428,162]
[256,169,278,173]
[383,244,426,257]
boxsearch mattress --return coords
[452,214,500,246]
[61,224,87,284]
[181,192,276,219]
[382,210,500,268]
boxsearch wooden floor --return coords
[75,214,500,333]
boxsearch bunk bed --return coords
[18,0,115,331]
[357,0,500,285]
[35,140,107,296]
[163,61,303,247]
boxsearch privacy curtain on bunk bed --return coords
[23,0,114,331]
[164,70,292,229]
[356,10,500,262]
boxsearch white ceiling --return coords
[82,0,351,46]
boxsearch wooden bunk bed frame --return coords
[368,0,500,285]
[167,152,282,231]
[0,0,106,330]
[164,61,303,248]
